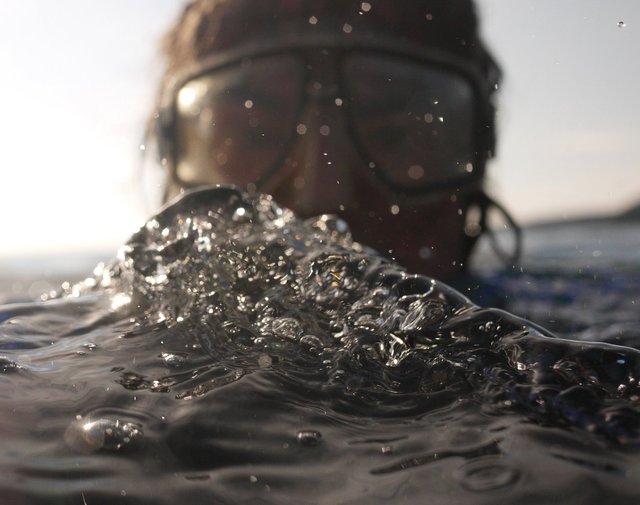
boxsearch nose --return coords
[268,92,359,218]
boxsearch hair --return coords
[158,0,501,102]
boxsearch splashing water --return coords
[1,187,639,504]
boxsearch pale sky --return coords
[0,1,639,260]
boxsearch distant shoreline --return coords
[526,202,640,230]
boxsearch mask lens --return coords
[174,54,304,187]
[343,53,477,192]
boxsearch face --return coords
[164,0,487,280]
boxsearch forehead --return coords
[196,0,479,59]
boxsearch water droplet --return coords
[390,205,400,215]
[296,123,307,135]
[342,23,353,33]
[296,430,322,446]
[361,2,371,12]
[232,206,252,223]
[244,99,254,109]
[145,273,168,286]
[319,125,331,136]
[408,165,425,180]
[216,152,229,165]
[308,16,318,25]
[160,352,187,367]
[110,293,131,311]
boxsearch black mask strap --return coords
[464,190,522,268]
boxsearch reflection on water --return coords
[1,187,639,504]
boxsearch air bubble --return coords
[271,317,303,341]
[299,334,323,350]
[258,354,273,367]
[419,247,433,260]
[64,416,143,454]
[455,458,521,492]
[160,352,186,367]
[296,430,322,446]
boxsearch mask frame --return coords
[156,34,498,201]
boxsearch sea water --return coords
[1,187,639,504]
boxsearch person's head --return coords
[153,0,503,279]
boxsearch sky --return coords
[0,1,639,261]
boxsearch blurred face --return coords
[163,0,488,279]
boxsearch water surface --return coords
[1,187,639,504]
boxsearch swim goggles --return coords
[157,36,497,198]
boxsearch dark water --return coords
[1,187,639,504]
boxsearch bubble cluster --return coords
[67,187,640,444]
